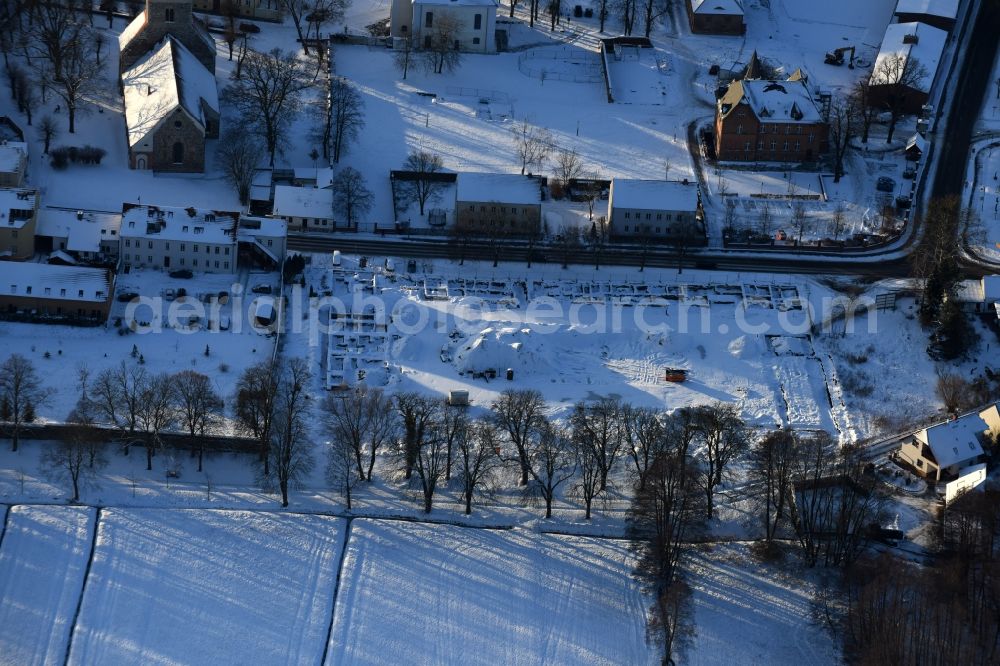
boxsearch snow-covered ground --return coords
[686,543,840,665]
[327,519,655,665]
[0,505,95,666]
[67,509,347,665]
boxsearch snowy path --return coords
[326,520,655,665]
[67,509,347,666]
[0,505,96,666]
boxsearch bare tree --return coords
[261,358,313,507]
[441,405,469,481]
[326,430,362,510]
[41,425,107,502]
[395,392,441,480]
[612,0,638,35]
[91,362,147,449]
[524,419,576,518]
[224,48,310,166]
[38,114,58,154]
[747,429,798,545]
[217,127,265,206]
[828,95,858,183]
[571,425,603,519]
[279,0,314,54]
[0,354,52,452]
[831,201,847,240]
[323,388,371,483]
[870,54,929,144]
[553,148,583,188]
[365,389,398,482]
[570,397,625,491]
[456,418,502,514]
[329,76,365,163]
[790,201,809,245]
[50,27,102,134]
[622,405,665,491]
[935,369,967,414]
[331,167,373,229]
[851,78,879,145]
[173,370,223,472]
[491,389,546,486]
[399,150,446,215]
[421,11,464,75]
[691,402,747,520]
[137,373,176,471]
[597,0,610,31]
[511,119,552,175]
[393,36,414,80]
[234,361,279,476]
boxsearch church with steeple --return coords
[118,0,219,173]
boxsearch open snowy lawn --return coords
[67,509,346,666]
[686,543,840,665]
[0,505,96,666]
[327,519,655,665]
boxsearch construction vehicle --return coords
[824,46,855,68]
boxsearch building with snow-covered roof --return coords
[608,179,704,242]
[869,22,947,115]
[0,141,28,188]
[0,188,38,260]
[122,36,219,172]
[686,0,745,35]
[120,204,238,273]
[35,209,121,263]
[119,0,215,73]
[271,185,341,232]
[898,406,999,482]
[893,0,958,32]
[391,0,498,53]
[237,216,286,270]
[292,167,334,189]
[454,173,543,234]
[0,263,113,323]
[191,0,281,21]
[715,76,829,162]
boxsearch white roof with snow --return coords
[0,189,36,229]
[721,79,824,124]
[906,133,927,153]
[272,185,334,219]
[456,173,542,206]
[0,142,27,174]
[870,22,947,94]
[121,205,238,244]
[2,262,110,303]
[983,275,1000,302]
[611,179,699,211]
[118,12,146,52]
[917,413,988,469]
[121,37,218,148]
[35,209,122,254]
[691,0,744,15]
[894,0,958,20]
[238,216,287,239]
[293,167,334,189]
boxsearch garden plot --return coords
[326,519,655,665]
[685,543,840,665]
[0,505,96,666]
[605,45,673,105]
[68,509,346,666]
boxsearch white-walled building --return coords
[238,216,287,269]
[120,204,238,273]
[608,179,704,242]
[36,209,122,263]
[0,140,28,188]
[391,0,498,53]
[271,185,340,232]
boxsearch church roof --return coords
[121,37,218,148]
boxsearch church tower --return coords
[119,0,216,74]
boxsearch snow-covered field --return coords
[67,509,346,665]
[686,543,840,665]
[0,505,95,666]
[327,519,655,665]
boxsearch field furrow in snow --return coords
[326,519,654,665]
[67,509,346,666]
[0,505,96,666]
[772,357,834,431]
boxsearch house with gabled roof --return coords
[898,405,1000,482]
[686,0,745,35]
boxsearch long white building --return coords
[390,0,498,53]
[120,204,238,273]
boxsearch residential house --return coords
[122,36,220,172]
[715,76,829,162]
[893,0,958,32]
[608,179,705,243]
[686,0,745,35]
[35,209,122,264]
[869,22,947,115]
[120,204,239,273]
[454,173,543,235]
[897,406,1000,482]
[191,0,281,21]
[391,0,498,53]
[0,188,38,260]
[237,216,287,270]
[0,140,28,187]
[271,185,339,231]
[0,263,113,323]
[951,275,1000,318]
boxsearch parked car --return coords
[169,269,194,279]
[117,291,139,303]
[164,288,176,301]
[251,283,272,294]
[239,22,261,33]
[876,176,895,193]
